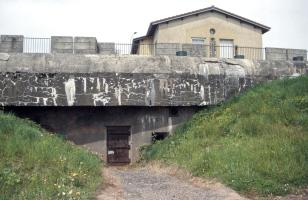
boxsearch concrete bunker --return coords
[4,106,199,164]
[0,53,307,164]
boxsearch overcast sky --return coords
[0,0,307,49]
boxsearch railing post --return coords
[235,45,238,58]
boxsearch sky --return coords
[0,0,307,50]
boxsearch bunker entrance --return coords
[107,126,131,165]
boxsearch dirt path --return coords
[96,165,246,200]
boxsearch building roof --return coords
[144,6,270,37]
[132,6,271,54]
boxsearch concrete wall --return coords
[0,54,307,162]
[74,37,97,54]
[51,36,98,54]
[0,35,24,53]
[98,42,116,55]
[5,106,198,162]
[51,36,73,53]
[0,54,307,107]
[0,71,219,106]
[266,48,307,61]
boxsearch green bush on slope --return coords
[0,113,102,200]
[143,76,308,196]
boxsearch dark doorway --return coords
[107,126,131,164]
[152,132,169,142]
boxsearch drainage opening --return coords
[152,132,169,142]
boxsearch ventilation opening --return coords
[152,132,169,142]
[176,51,187,56]
[169,107,179,117]
[293,56,304,61]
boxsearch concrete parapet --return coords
[51,36,73,54]
[0,35,24,53]
[287,49,307,61]
[266,47,307,61]
[74,37,97,54]
[0,54,307,107]
[98,42,115,55]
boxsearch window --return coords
[192,37,205,45]
[210,28,216,35]
[220,39,234,58]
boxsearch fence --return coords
[21,39,266,59]
[131,43,266,60]
[0,36,307,61]
[23,37,51,53]
[100,44,307,61]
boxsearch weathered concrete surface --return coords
[5,106,198,162]
[74,37,97,54]
[0,54,307,107]
[2,54,307,163]
[51,36,74,54]
[97,42,116,55]
[0,53,10,61]
[0,35,24,53]
[266,47,307,61]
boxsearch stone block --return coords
[74,37,97,54]
[98,42,115,55]
[51,36,73,53]
[0,35,24,53]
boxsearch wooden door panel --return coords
[107,127,130,164]
[107,148,130,163]
[108,135,130,148]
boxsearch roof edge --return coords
[146,6,271,36]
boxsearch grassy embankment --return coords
[143,76,308,196]
[0,113,102,200]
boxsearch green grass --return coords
[143,76,308,196]
[0,112,102,200]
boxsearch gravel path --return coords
[97,167,246,200]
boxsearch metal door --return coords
[107,126,131,164]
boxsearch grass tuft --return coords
[0,112,102,200]
[143,76,308,196]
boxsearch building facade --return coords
[132,6,270,59]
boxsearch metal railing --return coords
[1,37,306,61]
[23,37,51,53]
[131,43,266,60]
